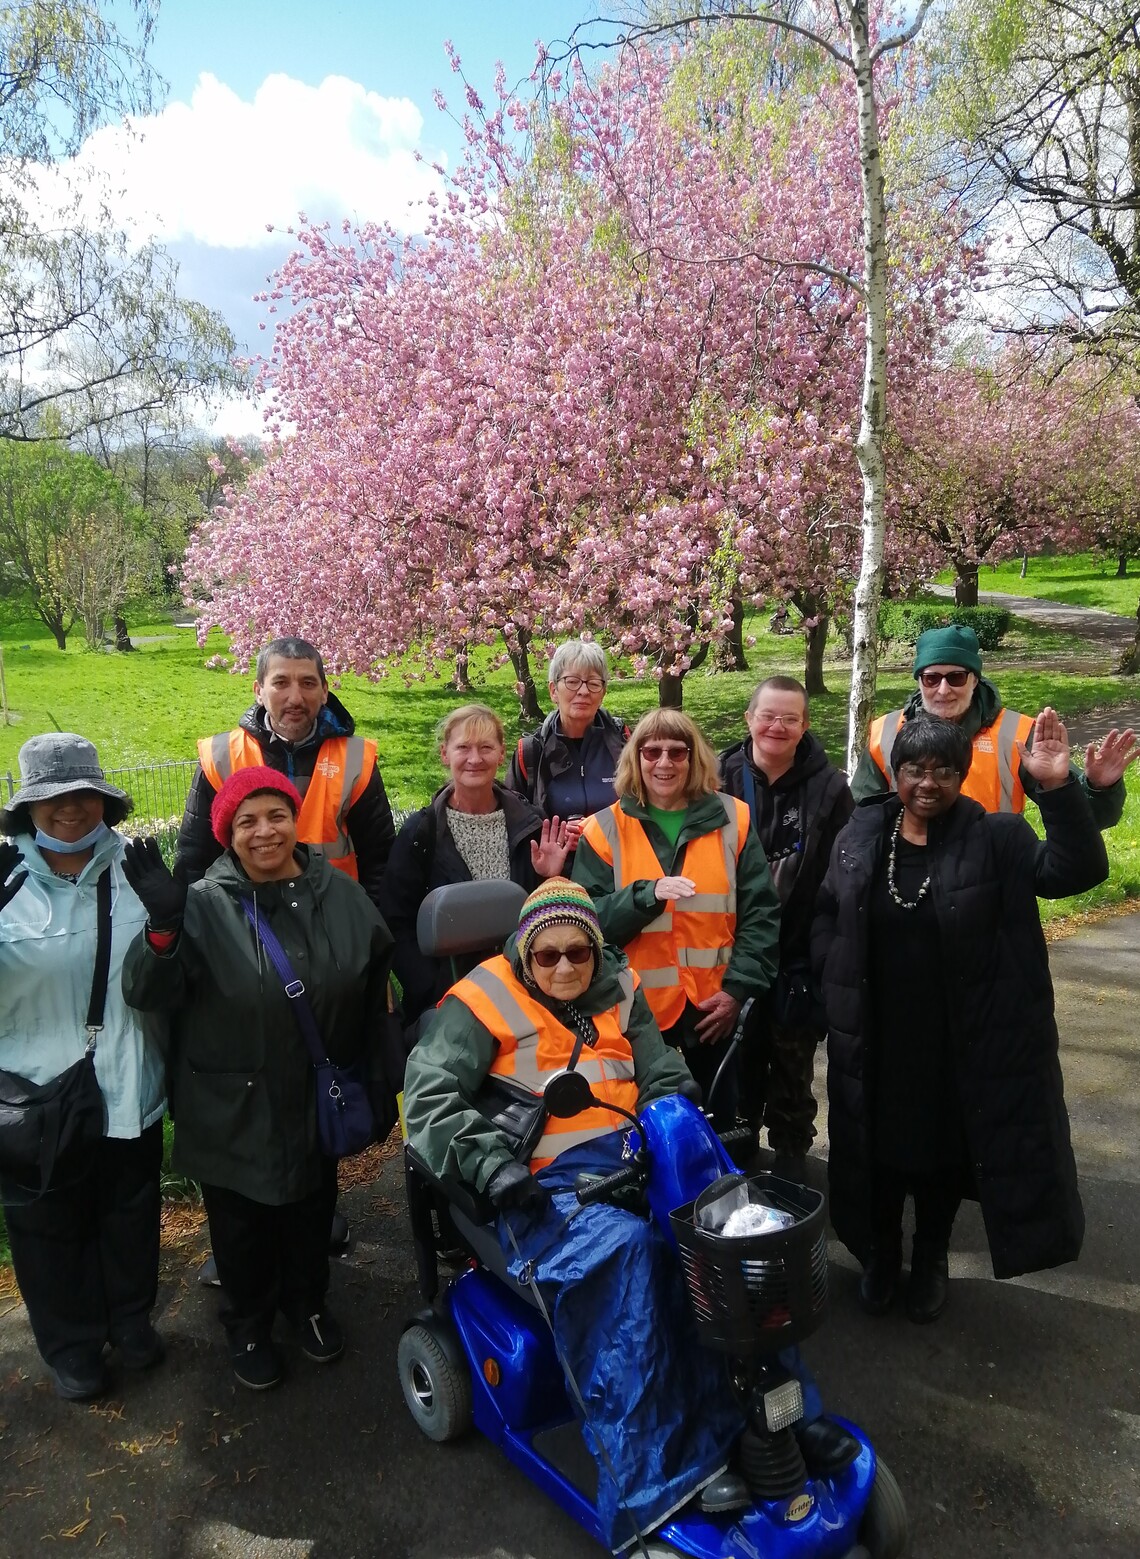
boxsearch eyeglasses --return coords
[918,669,971,690]
[897,762,961,784]
[558,676,605,695]
[529,944,595,968]
[753,713,803,729]
[640,743,691,763]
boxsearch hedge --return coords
[878,602,1012,652]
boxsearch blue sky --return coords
[73,1,601,426]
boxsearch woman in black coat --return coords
[812,711,1108,1324]
[380,705,570,1026]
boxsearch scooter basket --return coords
[670,1173,828,1354]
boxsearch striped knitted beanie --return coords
[516,877,604,967]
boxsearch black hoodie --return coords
[719,730,853,964]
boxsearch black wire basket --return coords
[670,1172,828,1355]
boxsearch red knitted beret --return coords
[210,766,303,847]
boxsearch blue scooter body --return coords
[441,1096,877,1555]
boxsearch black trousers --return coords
[201,1158,338,1347]
[2,1121,163,1366]
[738,1011,820,1154]
[870,1163,962,1255]
[677,1031,738,1132]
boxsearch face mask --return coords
[35,820,110,855]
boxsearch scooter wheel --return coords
[859,1456,908,1558]
[397,1322,473,1443]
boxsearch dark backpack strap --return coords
[741,759,759,836]
[85,869,113,1045]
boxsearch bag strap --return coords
[741,757,758,835]
[84,869,113,1050]
[240,898,330,1067]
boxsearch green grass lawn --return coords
[936,551,1140,616]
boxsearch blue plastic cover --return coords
[500,1130,745,1550]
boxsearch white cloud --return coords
[64,71,447,249]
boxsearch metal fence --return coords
[1,759,200,825]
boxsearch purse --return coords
[0,870,110,1203]
[241,899,376,1159]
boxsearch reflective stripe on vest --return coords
[867,707,1032,815]
[197,729,377,877]
[449,955,641,1172]
[580,794,749,1030]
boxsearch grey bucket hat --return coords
[6,733,130,811]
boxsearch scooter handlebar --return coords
[575,1161,647,1207]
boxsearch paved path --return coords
[927,585,1136,651]
[2,914,1139,1558]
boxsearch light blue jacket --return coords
[0,829,165,1139]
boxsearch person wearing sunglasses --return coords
[505,640,630,842]
[853,624,1136,825]
[572,711,780,1126]
[719,677,854,1174]
[403,878,853,1544]
[813,712,1108,1326]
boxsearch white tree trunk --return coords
[844,2,889,778]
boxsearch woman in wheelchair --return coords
[402,878,858,1549]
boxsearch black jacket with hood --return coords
[173,694,395,909]
[811,781,1107,1279]
[719,730,854,966]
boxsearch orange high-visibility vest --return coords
[197,729,377,878]
[868,707,1034,815]
[449,955,641,1172]
[580,795,750,1031]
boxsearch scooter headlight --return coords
[763,1377,804,1432]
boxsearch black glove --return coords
[121,838,187,930]
[0,841,28,913]
[486,1160,551,1215]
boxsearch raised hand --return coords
[0,840,28,913]
[655,875,697,902]
[1084,728,1139,790]
[531,816,571,879]
[121,838,187,929]
[1016,707,1071,792]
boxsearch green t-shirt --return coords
[645,804,687,850]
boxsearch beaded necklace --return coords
[887,813,930,910]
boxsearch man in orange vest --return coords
[174,636,395,906]
[174,636,395,1268]
[853,625,1136,824]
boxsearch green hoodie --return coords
[123,844,392,1204]
[402,940,697,1194]
[850,677,1125,828]
[570,790,781,1047]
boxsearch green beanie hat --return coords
[913,625,982,678]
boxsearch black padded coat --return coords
[811,781,1108,1279]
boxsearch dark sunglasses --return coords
[640,743,691,762]
[918,669,971,689]
[529,944,595,968]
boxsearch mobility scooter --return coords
[398,881,907,1558]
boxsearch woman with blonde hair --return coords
[380,704,571,1026]
[573,709,780,1122]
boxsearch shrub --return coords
[878,602,1012,653]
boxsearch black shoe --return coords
[329,1211,350,1255]
[48,1348,109,1402]
[298,1309,344,1364]
[795,1417,861,1476]
[113,1320,165,1370]
[907,1245,949,1324]
[231,1338,283,1391]
[858,1246,902,1317]
[699,1470,752,1513]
